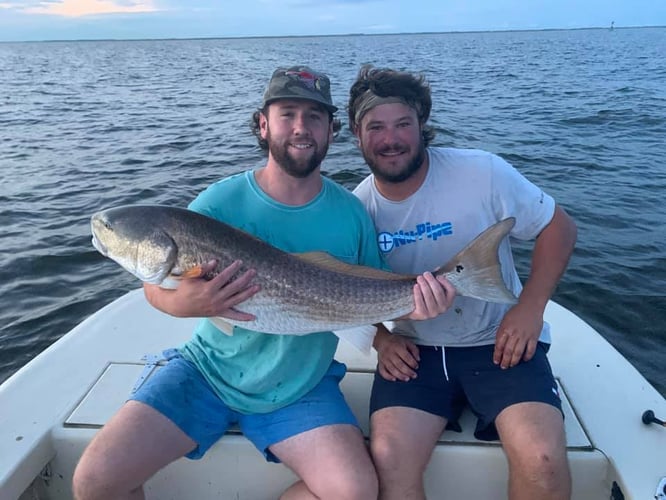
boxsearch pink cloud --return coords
[25,0,159,17]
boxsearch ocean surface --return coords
[1,28,664,397]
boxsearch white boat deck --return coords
[46,357,605,500]
[3,288,665,499]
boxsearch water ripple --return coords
[0,29,664,397]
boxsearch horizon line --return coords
[2,24,664,44]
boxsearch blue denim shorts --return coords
[370,342,562,441]
[131,350,358,462]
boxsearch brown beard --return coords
[362,139,426,184]
[266,127,329,179]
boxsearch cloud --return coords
[361,24,396,32]
[19,0,159,17]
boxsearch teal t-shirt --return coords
[179,171,383,414]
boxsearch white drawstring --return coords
[441,346,449,381]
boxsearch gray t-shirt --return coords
[353,147,555,347]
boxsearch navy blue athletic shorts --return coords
[369,342,562,441]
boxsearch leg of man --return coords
[371,407,445,500]
[72,400,196,500]
[496,402,571,500]
[273,424,378,500]
[368,346,456,500]
[73,353,232,500]
[460,343,571,500]
[241,360,378,500]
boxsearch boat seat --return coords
[61,357,590,447]
[40,354,610,499]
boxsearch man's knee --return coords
[370,432,401,473]
[371,432,427,477]
[72,456,113,500]
[530,449,567,474]
[306,468,378,500]
[72,451,140,500]
[335,473,378,500]
[508,440,571,493]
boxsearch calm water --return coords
[1,28,665,397]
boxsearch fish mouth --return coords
[91,233,108,256]
[90,214,109,256]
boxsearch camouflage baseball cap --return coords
[262,66,338,113]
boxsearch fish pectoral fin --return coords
[332,325,377,354]
[179,265,205,279]
[294,252,408,281]
[209,317,235,336]
[161,265,205,287]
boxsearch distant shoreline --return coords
[2,25,664,44]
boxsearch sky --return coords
[0,0,664,42]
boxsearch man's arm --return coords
[493,205,577,368]
[373,324,421,382]
[372,272,456,381]
[144,259,259,321]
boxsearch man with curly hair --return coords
[349,64,577,500]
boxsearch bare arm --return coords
[371,272,454,381]
[144,259,260,321]
[493,205,577,368]
[373,324,421,382]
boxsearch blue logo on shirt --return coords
[377,232,395,252]
[377,221,453,253]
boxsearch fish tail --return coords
[435,218,518,304]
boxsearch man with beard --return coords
[73,66,454,500]
[348,65,577,500]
